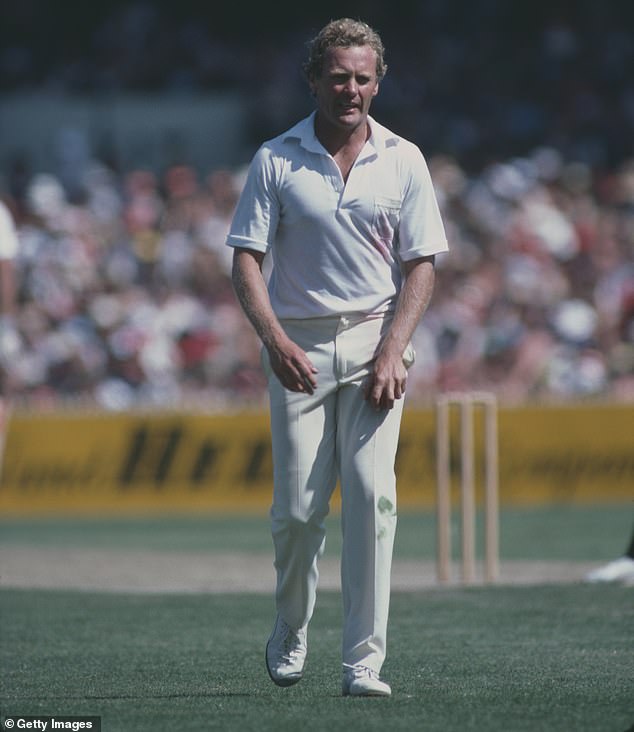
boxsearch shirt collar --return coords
[282,112,400,156]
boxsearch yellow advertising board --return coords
[0,404,632,516]
[398,404,634,506]
[0,411,274,515]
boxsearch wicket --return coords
[435,391,499,584]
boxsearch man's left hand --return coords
[363,350,407,410]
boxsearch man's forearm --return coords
[232,247,318,393]
[231,248,286,351]
[379,255,435,357]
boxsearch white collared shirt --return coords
[226,113,448,319]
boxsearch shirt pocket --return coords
[373,195,401,246]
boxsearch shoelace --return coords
[280,623,305,662]
[351,665,378,680]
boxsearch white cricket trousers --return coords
[263,313,413,673]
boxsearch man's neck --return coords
[314,115,371,157]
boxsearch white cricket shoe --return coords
[265,615,307,687]
[584,556,634,584]
[342,665,392,697]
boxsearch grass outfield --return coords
[1,585,632,732]
[1,506,633,730]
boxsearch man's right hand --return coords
[267,337,318,394]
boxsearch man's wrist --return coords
[377,336,406,360]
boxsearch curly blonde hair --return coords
[303,18,387,82]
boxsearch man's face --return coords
[310,45,379,133]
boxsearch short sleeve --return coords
[226,145,280,254]
[397,145,448,262]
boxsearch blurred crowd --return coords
[1,146,632,411]
[1,0,633,409]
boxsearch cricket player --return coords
[227,18,448,696]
